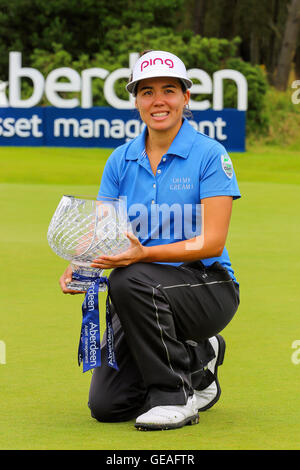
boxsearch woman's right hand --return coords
[59,265,85,294]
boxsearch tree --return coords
[0,0,185,78]
[295,45,300,78]
[193,0,206,36]
[274,0,300,90]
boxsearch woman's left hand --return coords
[90,231,147,269]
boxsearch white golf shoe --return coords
[195,382,218,410]
[135,394,199,431]
[195,334,226,412]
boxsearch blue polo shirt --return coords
[98,118,241,282]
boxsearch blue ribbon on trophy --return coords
[47,195,130,374]
[74,272,119,373]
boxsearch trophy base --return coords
[67,264,107,292]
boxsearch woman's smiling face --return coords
[135,76,190,134]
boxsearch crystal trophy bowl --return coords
[47,195,131,291]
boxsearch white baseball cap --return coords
[126,50,193,95]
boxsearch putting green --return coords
[0,146,299,450]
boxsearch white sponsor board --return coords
[0,52,248,110]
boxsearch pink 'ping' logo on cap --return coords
[141,57,174,72]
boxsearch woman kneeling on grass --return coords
[60,50,241,431]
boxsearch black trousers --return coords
[88,261,240,422]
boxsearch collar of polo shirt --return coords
[125,118,197,161]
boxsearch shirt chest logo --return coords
[170,177,194,190]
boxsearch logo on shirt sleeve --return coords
[221,154,233,179]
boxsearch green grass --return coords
[0,145,300,450]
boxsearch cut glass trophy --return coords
[47,195,131,292]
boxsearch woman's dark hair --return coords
[140,49,154,56]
